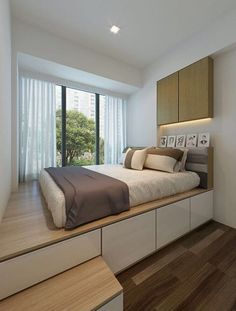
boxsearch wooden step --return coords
[0,256,123,311]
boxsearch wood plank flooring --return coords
[117,221,236,311]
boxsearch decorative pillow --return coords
[120,147,147,165]
[174,148,189,172]
[144,148,184,173]
[123,148,147,170]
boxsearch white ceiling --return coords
[18,53,139,95]
[11,0,236,69]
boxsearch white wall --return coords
[127,82,157,146]
[127,9,236,228]
[0,0,11,221]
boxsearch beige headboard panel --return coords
[186,147,213,189]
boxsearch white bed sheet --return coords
[39,164,200,228]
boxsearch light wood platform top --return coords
[0,256,123,311]
[0,181,211,262]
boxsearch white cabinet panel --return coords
[156,199,190,249]
[98,294,123,311]
[0,229,101,300]
[191,190,213,230]
[102,211,156,273]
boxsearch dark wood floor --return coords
[117,221,236,311]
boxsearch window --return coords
[19,76,126,181]
[56,87,126,167]
[65,88,96,166]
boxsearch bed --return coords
[39,164,200,228]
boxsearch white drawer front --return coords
[156,198,190,249]
[0,229,101,300]
[191,190,213,230]
[102,211,156,273]
[98,293,123,311]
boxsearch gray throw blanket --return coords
[45,166,130,230]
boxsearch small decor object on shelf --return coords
[186,134,197,147]
[167,136,176,147]
[176,135,186,148]
[198,132,210,147]
[159,136,167,147]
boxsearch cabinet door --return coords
[179,57,213,122]
[157,72,178,125]
[191,190,213,230]
[102,211,156,274]
[156,199,190,249]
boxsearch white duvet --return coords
[39,164,200,228]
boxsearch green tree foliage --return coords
[56,110,96,165]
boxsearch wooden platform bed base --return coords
[0,182,213,302]
[0,182,211,262]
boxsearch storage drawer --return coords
[156,198,190,249]
[102,211,156,273]
[0,229,101,300]
[190,190,213,230]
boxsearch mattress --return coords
[39,164,200,228]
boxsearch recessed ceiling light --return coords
[110,25,120,34]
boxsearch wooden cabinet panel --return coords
[102,211,156,273]
[156,199,190,249]
[179,57,213,122]
[190,190,213,230]
[157,72,178,125]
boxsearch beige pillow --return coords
[144,148,183,173]
[123,148,147,170]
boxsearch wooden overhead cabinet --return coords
[157,57,213,125]
[157,72,178,125]
[178,57,213,122]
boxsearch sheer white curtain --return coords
[19,76,57,182]
[104,96,127,164]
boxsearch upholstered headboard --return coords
[186,147,213,189]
